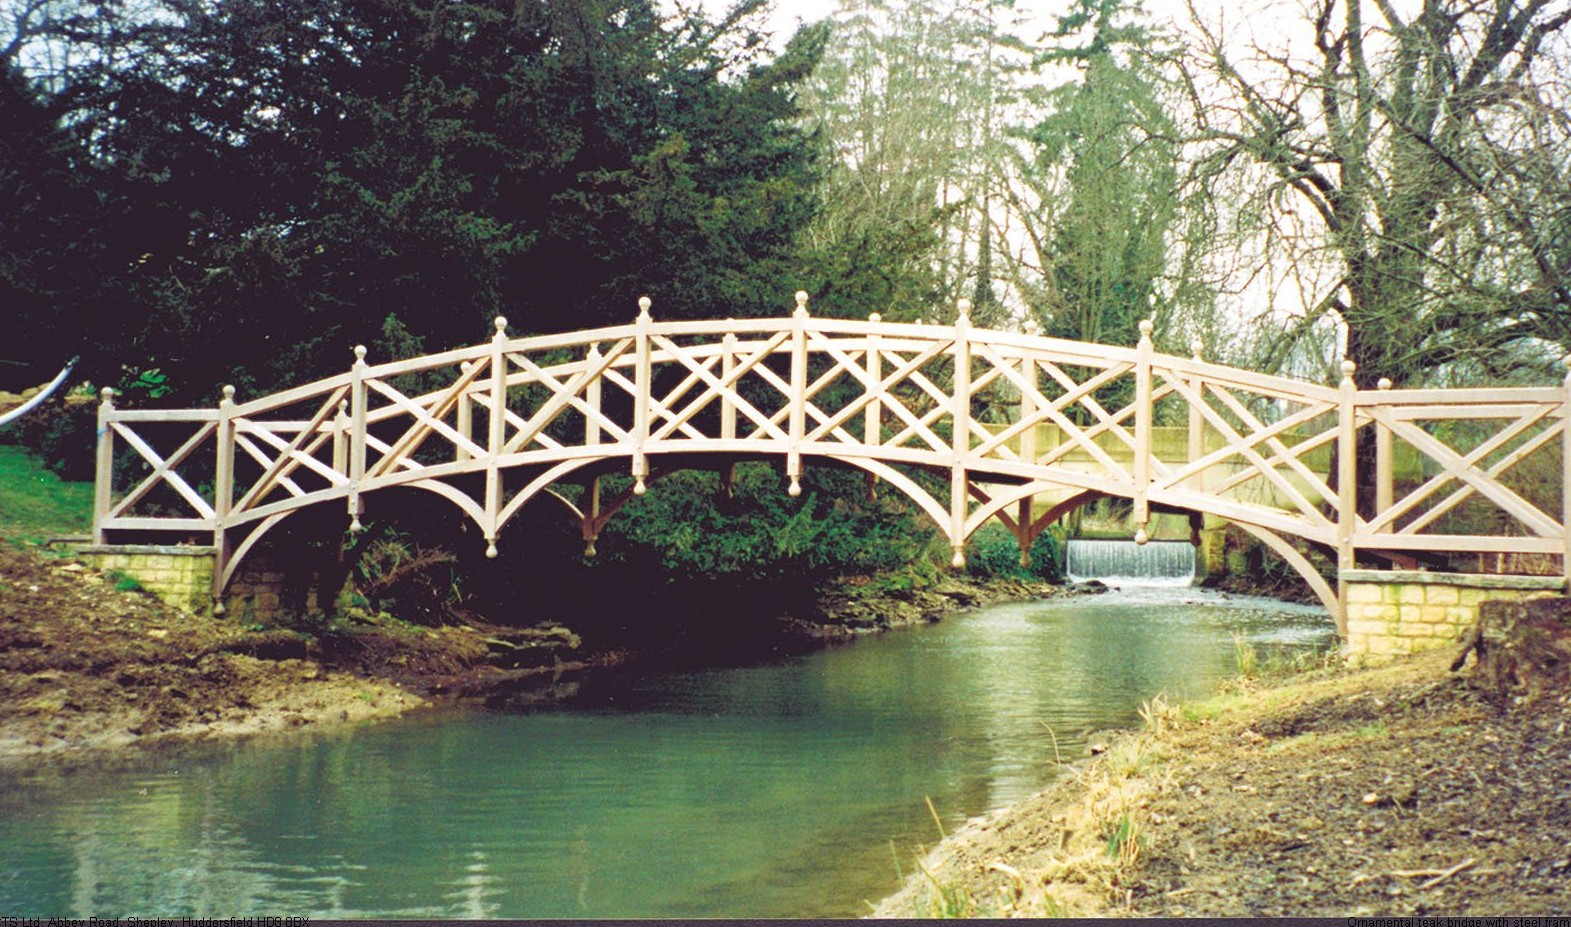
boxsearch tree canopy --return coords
[2,0,827,399]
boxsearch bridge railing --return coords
[92,296,1570,599]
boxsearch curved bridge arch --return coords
[93,297,1571,636]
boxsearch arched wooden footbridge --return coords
[92,294,1571,635]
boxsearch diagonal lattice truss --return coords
[93,304,1571,597]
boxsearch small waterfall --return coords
[1065,539,1196,587]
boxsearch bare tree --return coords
[1180,0,1571,387]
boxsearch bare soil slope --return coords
[876,648,1571,917]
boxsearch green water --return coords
[0,589,1333,918]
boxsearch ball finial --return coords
[951,548,966,569]
[213,601,225,617]
[221,384,236,402]
[494,316,508,334]
[956,297,972,318]
[868,312,882,323]
[1139,319,1154,337]
[1378,377,1393,390]
[350,516,363,533]
[99,386,115,403]
[795,290,809,308]
[1023,319,1040,336]
[1134,527,1149,545]
[1190,338,1204,360]
[486,541,498,559]
[638,296,652,316]
[354,345,367,362]
[788,477,802,497]
[634,476,647,495]
[1341,359,1357,378]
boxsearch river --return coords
[0,588,1334,918]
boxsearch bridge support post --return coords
[1133,320,1153,545]
[456,362,475,461]
[787,292,809,496]
[949,300,973,569]
[1016,324,1040,567]
[348,345,369,532]
[864,314,883,501]
[211,385,237,614]
[1335,359,1358,638]
[632,298,652,495]
[92,388,115,545]
[1562,355,1571,587]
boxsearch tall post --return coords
[787,291,809,496]
[1017,320,1041,566]
[632,297,652,495]
[1375,378,1394,517]
[332,400,349,474]
[456,361,474,461]
[348,346,368,533]
[92,387,116,544]
[1188,339,1205,491]
[1561,355,1571,588]
[864,313,883,500]
[584,346,602,447]
[949,299,973,568]
[1133,319,1154,544]
[1336,359,1358,639]
[485,317,507,556]
[212,385,236,614]
[720,331,737,441]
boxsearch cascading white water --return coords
[1065,539,1197,587]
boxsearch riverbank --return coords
[872,644,1571,917]
[0,540,1056,763]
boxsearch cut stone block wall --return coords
[76,544,306,620]
[1341,570,1564,662]
[78,544,216,615]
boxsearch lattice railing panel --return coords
[90,301,1571,599]
[1358,390,1567,555]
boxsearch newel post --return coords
[456,362,474,461]
[787,291,809,496]
[1336,359,1358,638]
[720,331,737,441]
[348,346,369,533]
[212,385,237,613]
[1187,339,1204,492]
[1014,320,1042,566]
[949,298,973,568]
[92,387,116,544]
[1561,355,1571,587]
[484,316,508,556]
[1133,319,1154,544]
[632,297,653,495]
[1376,378,1394,516]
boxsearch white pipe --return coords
[0,358,78,427]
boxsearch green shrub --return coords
[965,522,1062,582]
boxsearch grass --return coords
[0,443,93,540]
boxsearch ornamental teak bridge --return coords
[87,294,1571,653]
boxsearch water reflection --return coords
[0,589,1333,918]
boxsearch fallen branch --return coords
[1391,858,1476,889]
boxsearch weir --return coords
[1065,539,1196,587]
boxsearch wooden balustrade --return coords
[91,301,1571,628]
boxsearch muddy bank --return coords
[0,542,1058,763]
[872,646,1571,917]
